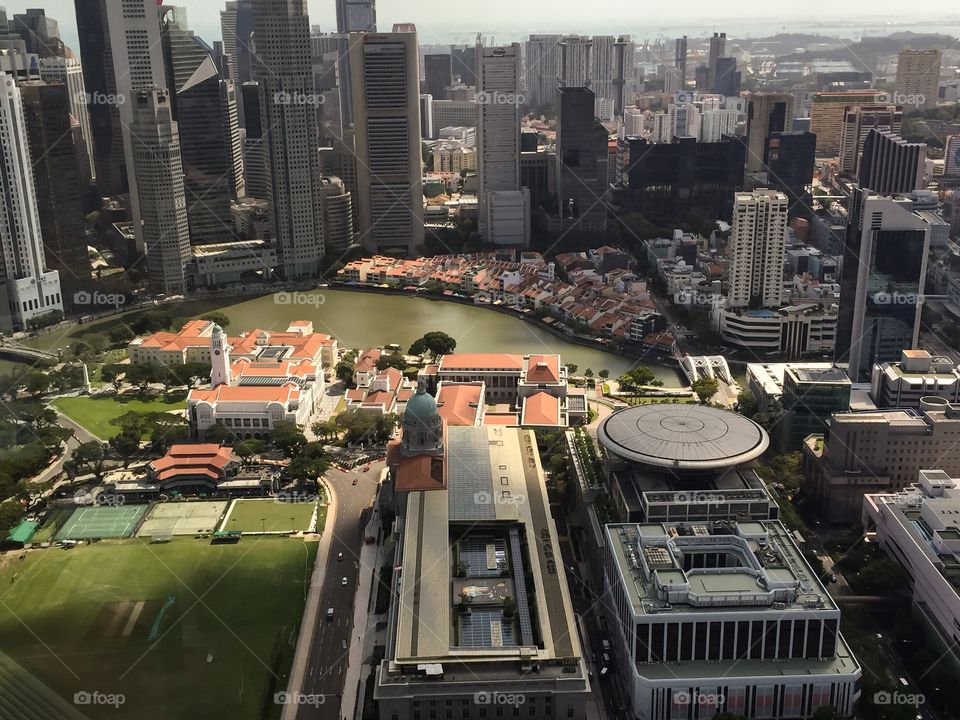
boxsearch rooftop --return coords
[598,404,768,470]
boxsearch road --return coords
[295,461,381,720]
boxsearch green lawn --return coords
[623,394,697,405]
[223,498,322,533]
[0,538,317,720]
[51,392,187,439]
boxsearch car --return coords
[341,577,348,587]
[337,552,344,561]
[352,478,358,485]
[363,466,370,472]
[599,667,609,677]
[326,608,334,620]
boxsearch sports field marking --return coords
[122,601,145,638]
[55,505,149,541]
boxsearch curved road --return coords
[295,462,381,720]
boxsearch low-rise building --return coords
[870,349,960,410]
[715,304,838,359]
[862,469,960,675]
[188,239,278,287]
[604,520,861,720]
[803,401,960,522]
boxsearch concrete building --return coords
[476,44,528,246]
[252,0,326,277]
[604,519,861,720]
[220,0,254,88]
[319,176,354,253]
[707,32,726,91]
[895,49,941,111]
[240,81,268,199]
[524,34,562,108]
[423,53,450,101]
[556,87,609,238]
[38,55,96,182]
[596,404,777,524]
[559,35,591,89]
[188,239,277,287]
[776,365,852,452]
[612,35,633,117]
[837,104,902,176]
[19,80,90,313]
[726,190,788,309]
[0,73,62,330]
[350,30,423,255]
[591,35,615,113]
[809,91,889,154]
[716,305,839,359]
[863,469,960,675]
[377,394,590,718]
[664,36,687,95]
[766,132,817,217]
[802,402,960,522]
[870,349,960,410]
[858,128,925,195]
[835,188,932,382]
[129,89,191,295]
[700,107,738,142]
[945,135,960,178]
[431,99,477,129]
[745,93,794,173]
[336,0,375,33]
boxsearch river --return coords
[16,289,685,384]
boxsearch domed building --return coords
[400,379,444,457]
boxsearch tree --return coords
[234,439,265,465]
[181,362,211,388]
[408,331,457,359]
[125,363,155,394]
[565,363,578,375]
[108,426,142,463]
[691,377,719,403]
[737,390,759,418]
[204,422,231,445]
[598,369,609,379]
[25,371,50,398]
[271,421,307,457]
[852,559,908,595]
[376,352,406,372]
[108,325,135,346]
[65,441,106,479]
[100,363,126,391]
[618,366,656,391]
[200,312,230,329]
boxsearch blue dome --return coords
[405,384,438,419]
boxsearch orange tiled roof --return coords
[436,383,483,426]
[525,354,560,383]
[521,391,561,427]
[439,353,524,371]
[189,384,300,404]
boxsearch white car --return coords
[341,577,348,587]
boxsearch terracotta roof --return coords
[189,384,300,404]
[354,348,382,373]
[525,354,560,383]
[436,383,483,426]
[150,444,234,482]
[439,353,524,371]
[520,391,561,427]
[483,413,519,426]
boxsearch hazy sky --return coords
[5,0,957,52]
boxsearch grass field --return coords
[56,504,150,540]
[222,498,320,533]
[51,393,187,439]
[0,538,317,720]
[137,501,228,537]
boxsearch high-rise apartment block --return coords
[524,35,561,108]
[0,73,62,330]
[252,0,325,276]
[808,91,887,154]
[350,30,423,255]
[895,48,941,111]
[664,36,687,95]
[559,35,591,88]
[726,190,788,309]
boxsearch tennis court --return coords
[137,501,229,537]
[55,504,149,541]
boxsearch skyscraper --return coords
[424,53,451,101]
[161,8,236,244]
[450,45,477,86]
[945,135,960,178]
[559,35,591,88]
[319,176,354,253]
[19,79,90,312]
[765,131,817,218]
[240,81,268,199]
[221,80,245,199]
[726,190,788,309]
[591,35,615,109]
[129,89,191,295]
[895,49,941,111]
[0,73,62,331]
[612,35,632,118]
[524,35,561,108]
[477,44,527,246]
[858,128,925,195]
[838,104,902,175]
[252,0,325,276]
[74,0,125,195]
[39,55,96,182]
[745,92,793,173]
[350,30,423,255]
[556,87,608,238]
[12,8,62,57]
[336,0,376,33]
[220,0,255,88]
[664,36,686,94]
[836,188,932,381]
[714,57,741,98]
[707,32,726,91]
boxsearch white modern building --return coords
[350,30,424,255]
[727,190,788,309]
[604,520,861,720]
[863,469,960,674]
[252,0,325,277]
[0,73,62,330]
[524,34,562,108]
[38,55,96,182]
[559,35,591,88]
[716,304,838,358]
[129,89,191,295]
[700,108,739,142]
